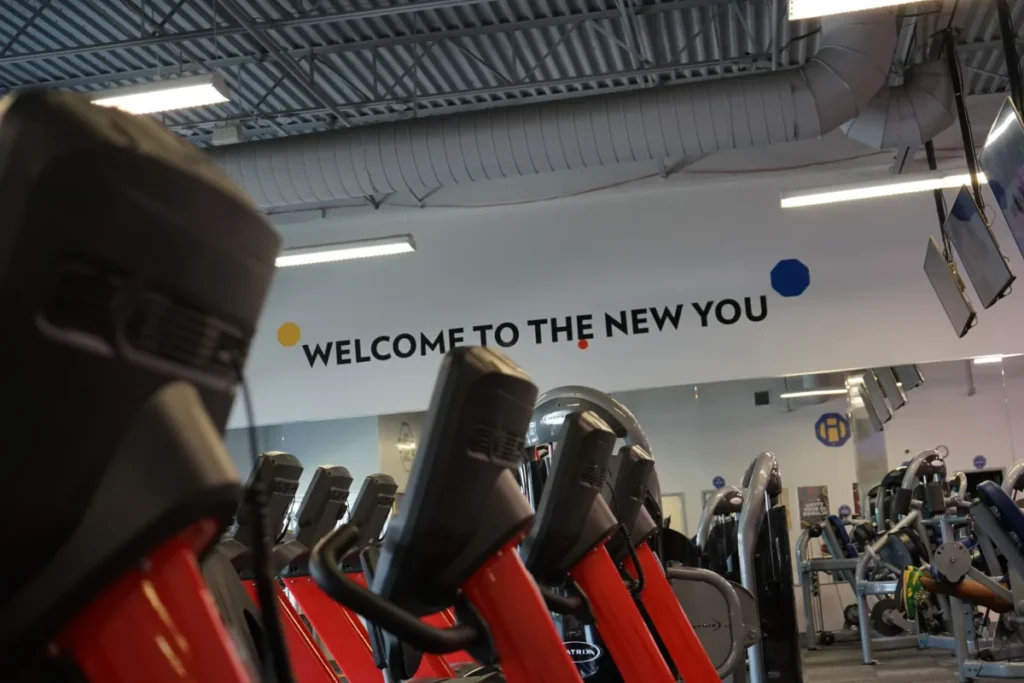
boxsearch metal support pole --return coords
[996,0,1024,111]
[944,29,985,210]
[925,141,952,258]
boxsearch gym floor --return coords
[804,643,968,683]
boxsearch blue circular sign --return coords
[839,505,852,517]
[712,476,726,489]
[815,413,851,447]
[974,455,987,469]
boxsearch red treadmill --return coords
[310,346,584,683]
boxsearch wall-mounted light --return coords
[276,234,416,267]
[780,171,985,209]
[973,353,1024,365]
[779,388,850,399]
[788,0,932,21]
[90,74,230,115]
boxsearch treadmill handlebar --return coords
[310,523,481,654]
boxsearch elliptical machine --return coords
[527,386,757,682]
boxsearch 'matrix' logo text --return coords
[564,641,602,664]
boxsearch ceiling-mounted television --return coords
[874,367,906,411]
[924,236,976,338]
[861,370,892,423]
[893,364,924,390]
[856,385,885,432]
[945,186,1015,308]
[980,97,1024,259]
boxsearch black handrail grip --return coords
[309,524,481,654]
[539,588,584,615]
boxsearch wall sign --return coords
[974,455,988,469]
[231,176,1024,427]
[712,476,726,489]
[797,485,830,525]
[815,413,851,448]
[838,504,852,517]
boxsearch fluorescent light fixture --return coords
[779,388,850,399]
[276,234,416,267]
[973,353,1024,365]
[395,442,417,452]
[789,0,932,21]
[90,74,230,115]
[781,171,987,209]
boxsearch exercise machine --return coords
[522,410,677,683]
[529,385,757,682]
[0,89,282,683]
[311,346,585,683]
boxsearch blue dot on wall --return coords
[839,505,852,517]
[771,259,810,298]
[712,476,726,489]
[974,455,987,469]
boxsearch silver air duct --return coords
[211,11,953,211]
[842,59,957,148]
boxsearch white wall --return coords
[883,357,1024,473]
[232,160,1024,428]
[377,411,425,490]
[615,379,857,535]
[223,416,381,501]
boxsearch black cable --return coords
[606,480,645,597]
[235,358,294,683]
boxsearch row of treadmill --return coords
[202,348,805,683]
[790,446,1024,681]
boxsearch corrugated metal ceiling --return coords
[0,0,1020,146]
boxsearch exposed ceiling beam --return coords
[217,0,349,125]
[3,0,749,94]
[172,54,769,136]
[180,64,767,145]
[0,0,743,68]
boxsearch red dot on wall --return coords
[578,339,589,350]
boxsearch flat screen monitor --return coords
[980,97,1024,259]
[945,186,1014,308]
[924,236,976,338]
[857,386,885,432]
[861,370,892,423]
[874,367,906,411]
[966,468,1004,497]
[893,365,924,391]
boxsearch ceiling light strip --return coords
[789,0,933,21]
[780,172,987,209]
[779,388,850,399]
[90,74,230,115]
[276,234,416,267]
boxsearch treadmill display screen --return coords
[945,186,1014,308]
[924,236,976,338]
[980,97,1024,259]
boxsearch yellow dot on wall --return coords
[277,322,301,347]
